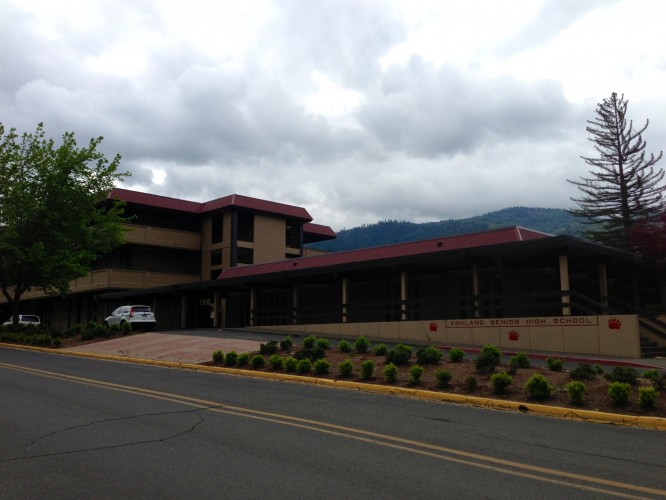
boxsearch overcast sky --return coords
[2,0,665,230]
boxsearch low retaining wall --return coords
[252,315,641,358]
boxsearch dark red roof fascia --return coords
[109,188,312,221]
[303,222,336,240]
[217,226,553,281]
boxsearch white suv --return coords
[3,315,41,327]
[104,305,156,331]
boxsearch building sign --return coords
[445,316,599,328]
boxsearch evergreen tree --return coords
[568,92,664,249]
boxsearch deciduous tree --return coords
[0,123,131,328]
[568,93,664,249]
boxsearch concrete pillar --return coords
[342,278,348,323]
[292,284,298,325]
[212,291,219,328]
[219,298,227,329]
[180,295,187,328]
[250,287,256,327]
[472,265,480,318]
[559,255,571,316]
[598,263,608,311]
[401,271,408,321]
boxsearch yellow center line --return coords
[2,361,664,498]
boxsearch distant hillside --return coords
[309,207,585,253]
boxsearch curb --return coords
[3,343,666,431]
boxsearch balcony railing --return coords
[122,224,201,250]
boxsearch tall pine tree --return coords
[568,92,664,250]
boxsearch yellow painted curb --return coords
[3,342,665,431]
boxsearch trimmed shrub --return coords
[638,387,659,409]
[212,350,224,364]
[259,340,278,355]
[604,366,638,385]
[643,370,665,390]
[408,365,424,385]
[507,357,520,375]
[449,348,465,362]
[464,376,478,392]
[383,363,398,383]
[297,358,312,374]
[302,335,316,348]
[594,364,605,375]
[565,381,586,405]
[268,354,283,370]
[250,355,265,369]
[416,346,443,365]
[294,346,325,362]
[524,373,552,400]
[236,353,250,366]
[511,352,531,369]
[338,339,352,353]
[373,343,388,356]
[284,356,298,372]
[280,335,293,351]
[570,363,597,381]
[546,357,564,372]
[491,372,513,394]
[386,344,413,365]
[337,359,354,378]
[608,382,631,405]
[360,359,375,380]
[313,358,330,375]
[435,369,452,389]
[224,351,238,366]
[475,344,501,374]
[354,336,370,354]
[315,337,330,350]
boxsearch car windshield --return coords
[132,306,151,313]
[22,315,39,322]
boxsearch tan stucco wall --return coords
[253,215,287,263]
[252,314,641,358]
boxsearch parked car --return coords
[2,314,41,327]
[104,305,156,331]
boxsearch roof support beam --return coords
[559,255,571,316]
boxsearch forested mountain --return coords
[309,207,585,252]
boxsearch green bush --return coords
[386,344,413,365]
[638,387,659,409]
[212,350,224,364]
[337,359,354,378]
[297,358,312,374]
[507,357,520,375]
[449,348,465,362]
[511,352,530,369]
[475,345,501,374]
[284,356,298,372]
[524,373,552,400]
[608,382,631,405]
[372,343,388,356]
[435,369,452,389]
[570,363,597,381]
[280,335,293,351]
[643,370,665,390]
[354,336,370,354]
[67,323,83,337]
[315,337,330,350]
[259,340,278,355]
[565,381,586,405]
[121,322,132,335]
[383,363,398,383]
[338,339,352,353]
[268,354,283,370]
[408,365,424,385]
[313,358,330,375]
[594,364,605,375]
[604,366,638,385]
[302,335,316,348]
[250,355,265,369]
[416,346,443,365]
[360,359,375,380]
[294,346,325,362]
[224,351,238,366]
[546,357,564,372]
[464,376,478,392]
[237,353,250,366]
[491,372,513,394]
[52,337,62,348]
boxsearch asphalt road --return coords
[1,347,665,499]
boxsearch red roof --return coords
[217,226,552,280]
[303,222,337,241]
[109,188,312,221]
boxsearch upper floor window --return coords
[237,211,254,242]
[211,214,224,244]
[285,219,301,249]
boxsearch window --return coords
[211,214,224,244]
[210,250,222,266]
[237,247,253,265]
[285,219,301,248]
[237,212,254,242]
